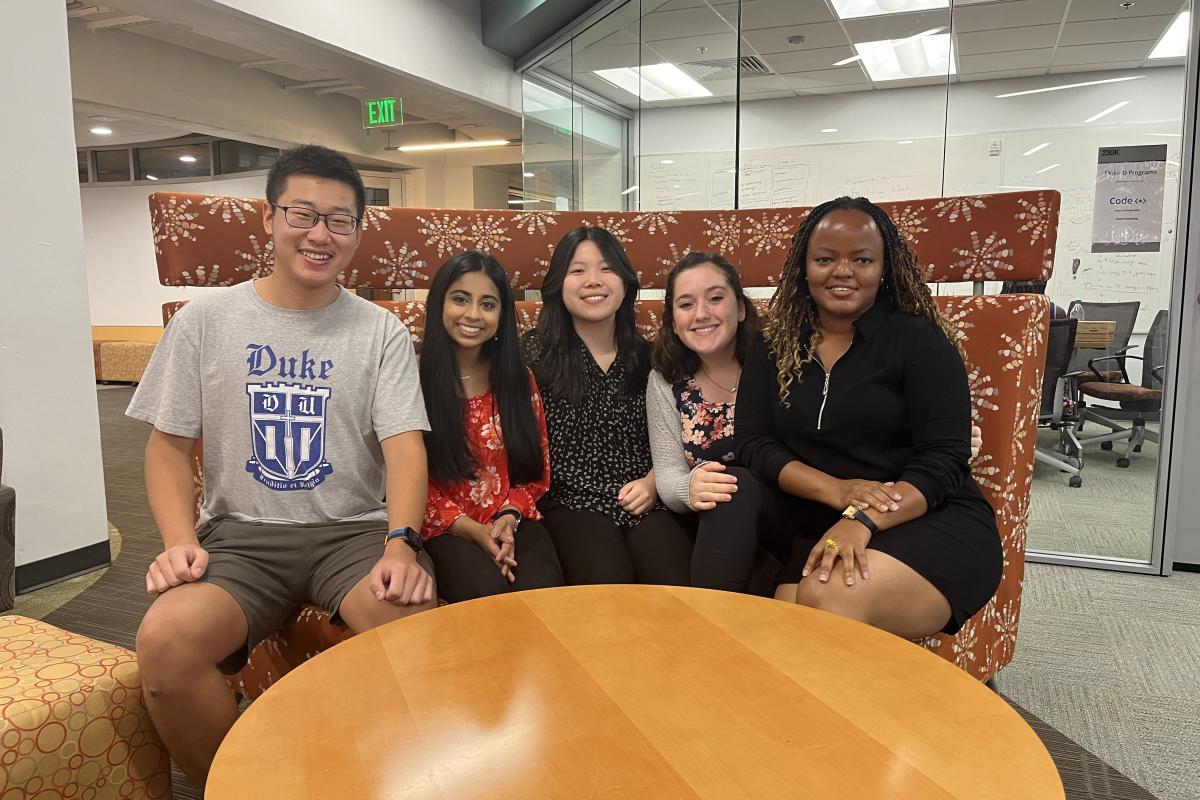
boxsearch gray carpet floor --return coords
[17,386,1196,800]
[1029,420,1160,560]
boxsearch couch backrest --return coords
[150,192,1058,291]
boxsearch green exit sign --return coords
[363,97,403,129]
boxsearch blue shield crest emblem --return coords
[245,382,333,491]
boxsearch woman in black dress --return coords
[736,197,1002,639]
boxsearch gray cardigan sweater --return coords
[646,369,699,514]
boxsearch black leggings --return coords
[540,502,693,585]
[690,467,791,595]
[423,519,564,603]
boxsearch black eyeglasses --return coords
[273,205,361,235]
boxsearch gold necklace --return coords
[700,364,740,394]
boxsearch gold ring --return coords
[824,538,839,553]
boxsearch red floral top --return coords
[421,372,551,540]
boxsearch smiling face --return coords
[262,174,362,292]
[561,239,626,325]
[804,208,886,324]
[442,269,502,353]
[670,262,745,359]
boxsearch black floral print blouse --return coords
[674,376,737,469]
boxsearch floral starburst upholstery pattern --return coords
[149,190,1059,696]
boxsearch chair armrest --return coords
[1152,365,1166,383]
[1087,355,1141,383]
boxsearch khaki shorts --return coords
[196,515,434,673]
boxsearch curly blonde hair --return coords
[763,196,960,405]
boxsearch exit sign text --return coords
[363,97,403,129]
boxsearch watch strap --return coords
[841,505,878,535]
[385,526,423,552]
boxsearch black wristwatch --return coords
[841,505,878,535]
[385,526,423,553]
[493,508,522,532]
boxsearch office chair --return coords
[1067,300,1140,377]
[1076,309,1168,468]
[1034,318,1085,487]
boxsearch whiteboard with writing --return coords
[642,123,1180,331]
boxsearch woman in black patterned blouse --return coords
[523,226,692,585]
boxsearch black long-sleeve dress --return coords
[736,297,1002,633]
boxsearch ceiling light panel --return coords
[593,63,713,101]
[854,33,956,82]
[832,0,948,21]
[1149,11,1189,60]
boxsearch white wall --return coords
[82,174,267,326]
[0,2,108,569]
[202,0,521,114]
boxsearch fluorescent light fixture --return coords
[1148,132,1182,137]
[179,155,197,163]
[620,185,639,195]
[1022,142,1051,156]
[821,128,839,133]
[660,159,675,164]
[995,75,1143,98]
[522,171,535,178]
[89,126,112,135]
[831,0,947,20]
[1035,163,1061,175]
[997,184,1049,190]
[1085,100,1130,123]
[508,199,536,205]
[593,63,712,102]
[1150,11,1189,59]
[897,140,913,144]
[833,54,863,66]
[395,139,510,152]
[145,175,158,181]
[854,33,955,82]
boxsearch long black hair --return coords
[528,226,649,405]
[652,251,760,384]
[420,251,544,485]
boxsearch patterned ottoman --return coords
[95,342,157,384]
[0,616,171,798]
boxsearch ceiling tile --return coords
[1065,0,1186,22]
[742,21,850,53]
[780,67,870,88]
[842,9,955,42]
[1059,15,1174,45]
[959,48,1053,72]
[952,67,1048,82]
[760,45,858,73]
[1053,41,1156,65]
[955,24,1060,55]
[1047,61,1148,74]
[951,0,1070,33]
[643,33,740,64]
[640,6,736,40]
[728,0,837,31]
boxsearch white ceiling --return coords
[537,0,1190,108]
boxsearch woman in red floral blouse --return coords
[418,252,564,602]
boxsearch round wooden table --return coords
[207,585,1063,799]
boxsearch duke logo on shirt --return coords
[245,381,333,491]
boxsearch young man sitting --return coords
[128,145,434,786]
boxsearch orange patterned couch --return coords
[150,191,1057,695]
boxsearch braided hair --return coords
[763,196,959,406]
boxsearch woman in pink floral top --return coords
[419,252,563,602]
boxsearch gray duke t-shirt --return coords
[128,281,429,525]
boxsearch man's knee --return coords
[136,587,245,688]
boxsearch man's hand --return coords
[369,543,434,605]
[146,542,209,594]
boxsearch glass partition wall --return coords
[520,0,1195,574]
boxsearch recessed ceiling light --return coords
[1035,163,1061,175]
[854,33,955,82]
[620,185,639,195]
[89,126,112,135]
[831,0,947,21]
[995,75,1143,98]
[145,175,159,181]
[1085,100,1131,123]
[179,155,197,163]
[522,171,535,178]
[821,128,839,133]
[660,159,675,164]
[1022,142,1051,156]
[1149,11,1189,59]
[593,63,713,101]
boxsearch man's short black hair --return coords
[265,144,366,217]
